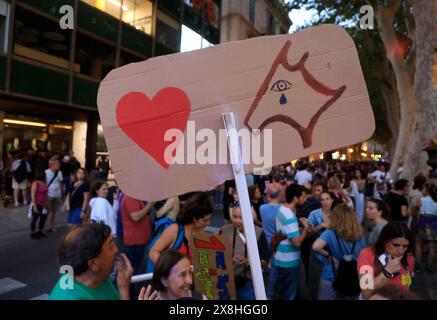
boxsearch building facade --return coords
[221,0,291,42]
[0,0,220,169]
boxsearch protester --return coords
[372,164,392,200]
[267,184,310,300]
[220,204,269,299]
[312,204,366,300]
[307,191,338,300]
[385,179,409,222]
[265,174,286,203]
[409,175,427,235]
[63,168,90,228]
[30,169,48,239]
[49,222,133,300]
[260,188,282,248]
[415,183,437,273]
[139,251,205,300]
[365,198,389,246]
[89,181,118,236]
[295,163,312,186]
[298,182,323,219]
[249,185,265,224]
[45,159,63,232]
[96,155,110,180]
[11,151,32,207]
[155,196,180,221]
[349,169,366,222]
[358,222,415,299]
[328,176,354,209]
[120,195,154,275]
[149,193,212,264]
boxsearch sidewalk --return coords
[0,204,67,236]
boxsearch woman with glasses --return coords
[357,222,415,299]
[138,251,205,300]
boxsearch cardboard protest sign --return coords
[190,232,236,300]
[97,24,375,201]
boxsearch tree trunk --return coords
[375,1,417,179]
[381,65,400,163]
[401,0,437,181]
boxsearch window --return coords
[81,0,122,19]
[75,32,116,80]
[120,49,144,66]
[249,0,256,25]
[122,0,153,35]
[0,0,9,54]
[13,6,72,70]
[180,25,212,53]
[156,10,181,51]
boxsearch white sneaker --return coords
[14,202,19,207]
[23,200,28,206]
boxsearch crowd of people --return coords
[3,148,436,300]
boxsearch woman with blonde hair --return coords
[312,204,366,300]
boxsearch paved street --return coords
[0,204,435,300]
[0,204,224,300]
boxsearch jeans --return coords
[124,243,147,275]
[30,205,47,232]
[236,279,256,300]
[267,264,300,300]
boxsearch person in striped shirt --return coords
[267,184,310,300]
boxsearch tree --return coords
[400,0,437,179]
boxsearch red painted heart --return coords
[116,87,191,169]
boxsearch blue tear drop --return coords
[280,93,287,105]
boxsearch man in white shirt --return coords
[45,159,63,232]
[372,164,391,199]
[295,163,312,186]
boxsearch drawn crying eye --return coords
[271,80,292,92]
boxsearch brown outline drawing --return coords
[244,40,346,149]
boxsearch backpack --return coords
[13,160,28,183]
[146,219,184,273]
[331,233,361,296]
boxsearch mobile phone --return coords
[378,253,388,267]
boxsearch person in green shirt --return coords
[49,222,133,300]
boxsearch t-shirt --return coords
[45,169,63,198]
[419,196,437,216]
[49,275,120,300]
[295,170,312,186]
[90,197,118,236]
[121,196,151,245]
[319,230,366,281]
[357,247,415,289]
[308,208,327,262]
[366,219,388,246]
[68,182,89,209]
[385,192,409,222]
[259,203,281,247]
[272,206,300,268]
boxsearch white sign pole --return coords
[222,112,267,300]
